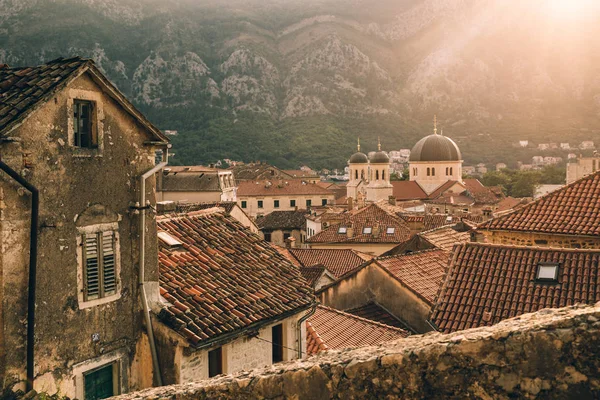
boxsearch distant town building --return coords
[159,166,237,203]
[580,141,595,150]
[538,143,550,151]
[463,166,476,176]
[566,154,600,184]
[496,163,507,171]
[560,143,570,150]
[164,129,178,136]
[519,140,529,147]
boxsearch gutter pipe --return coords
[139,161,167,387]
[296,303,317,359]
[0,160,38,391]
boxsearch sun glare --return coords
[544,0,599,19]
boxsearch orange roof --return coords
[420,225,472,252]
[306,305,409,355]
[432,243,600,333]
[306,203,411,244]
[290,248,373,278]
[391,181,428,200]
[237,180,334,197]
[480,170,600,236]
[376,249,449,304]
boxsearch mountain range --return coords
[1,0,599,168]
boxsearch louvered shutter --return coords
[102,231,117,295]
[84,234,100,300]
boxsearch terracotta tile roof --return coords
[157,202,238,216]
[376,249,449,304]
[282,169,319,178]
[427,180,464,199]
[0,57,88,135]
[345,302,414,331]
[161,172,221,192]
[156,210,315,347]
[229,163,291,181]
[0,57,167,142]
[256,210,307,231]
[391,181,428,200]
[306,305,409,354]
[271,244,302,268]
[299,265,326,287]
[424,214,483,230]
[463,179,503,204]
[432,242,600,333]
[306,203,411,244]
[479,171,600,236]
[494,196,528,214]
[289,248,373,278]
[237,179,334,197]
[165,166,220,173]
[420,225,472,252]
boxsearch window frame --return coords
[338,226,347,234]
[77,222,121,309]
[321,199,328,206]
[208,347,224,378]
[68,89,105,156]
[290,199,296,207]
[363,227,372,234]
[306,199,312,208]
[241,200,247,209]
[272,324,284,363]
[386,227,395,235]
[536,262,560,282]
[73,99,98,149]
[274,199,280,208]
[257,200,264,209]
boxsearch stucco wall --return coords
[308,243,395,256]
[157,314,306,384]
[237,194,334,217]
[0,71,162,395]
[159,191,222,203]
[318,265,432,333]
[113,303,600,400]
[482,230,600,249]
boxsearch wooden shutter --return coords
[84,234,100,300]
[102,231,117,295]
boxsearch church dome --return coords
[369,151,389,164]
[349,152,368,164]
[409,134,461,162]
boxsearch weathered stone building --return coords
[0,57,169,397]
[158,166,237,203]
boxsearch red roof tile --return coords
[156,210,315,346]
[419,225,472,252]
[299,265,327,287]
[376,249,449,304]
[432,242,600,333]
[306,203,411,244]
[480,171,600,236]
[306,305,409,355]
[391,181,428,200]
[237,180,334,197]
[289,248,373,278]
[345,302,414,331]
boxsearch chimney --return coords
[372,223,380,238]
[285,236,296,249]
[346,224,354,239]
[388,196,396,206]
[347,197,354,211]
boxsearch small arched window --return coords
[432,167,435,176]
[445,167,449,175]
[427,168,431,176]
[355,170,358,180]
[450,167,453,175]
[375,170,379,180]
[382,170,386,180]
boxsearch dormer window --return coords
[363,227,372,234]
[73,100,97,148]
[536,263,559,282]
[338,227,347,234]
[386,227,395,234]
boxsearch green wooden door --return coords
[84,364,114,400]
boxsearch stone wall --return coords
[114,304,600,400]
[482,230,600,249]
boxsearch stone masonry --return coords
[114,303,600,399]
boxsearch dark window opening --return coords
[258,200,264,208]
[264,232,272,242]
[208,347,223,377]
[290,200,296,207]
[283,232,291,240]
[306,199,312,208]
[534,239,548,245]
[84,363,115,400]
[272,324,283,363]
[274,200,280,208]
[241,201,247,209]
[74,100,97,149]
[321,199,327,206]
